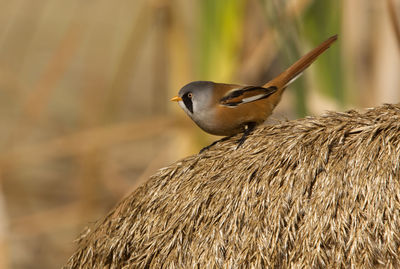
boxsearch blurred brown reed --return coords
[388,0,400,51]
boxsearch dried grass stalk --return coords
[64,104,400,268]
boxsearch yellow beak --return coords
[170,96,182,102]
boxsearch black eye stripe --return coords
[182,92,193,113]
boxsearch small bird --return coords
[171,35,338,150]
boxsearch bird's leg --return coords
[236,122,256,149]
[199,135,234,154]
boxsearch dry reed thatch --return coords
[64,103,400,268]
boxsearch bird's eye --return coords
[187,92,193,98]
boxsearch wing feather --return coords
[219,86,277,107]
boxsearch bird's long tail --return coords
[263,34,338,90]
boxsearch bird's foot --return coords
[236,122,256,149]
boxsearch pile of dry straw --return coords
[65,104,400,268]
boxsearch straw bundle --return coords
[65,104,400,268]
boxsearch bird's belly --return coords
[189,110,238,136]
[193,113,263,137]
[192,117,237,136]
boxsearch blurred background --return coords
[0,0,399,267]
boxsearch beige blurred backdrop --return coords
[0,0,399,268]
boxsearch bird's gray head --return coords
[176,81,214,116]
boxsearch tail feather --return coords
[264,35,338,90]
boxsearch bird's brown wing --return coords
[219,86,278,107]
